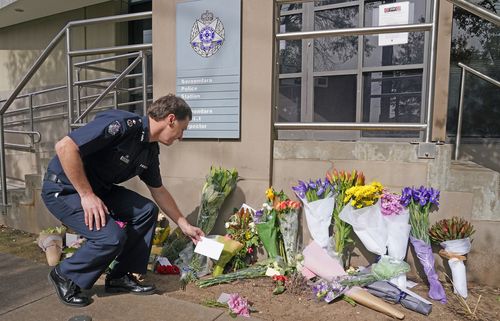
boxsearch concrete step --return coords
[448,160,500,221]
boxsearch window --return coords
[277,0,431,140]
[447,5,500,139]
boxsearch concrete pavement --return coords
[0,253,260,321]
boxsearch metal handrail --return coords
[74,52,141,67]
[0,85,67,103]
[275,122,427,131]
[276,23,433,40]
[454,63,500,160]
[446,0,500,26]
[4,130,41,144]
[68,44,152,57]
[74,52,144,123]
[0,11,152,209]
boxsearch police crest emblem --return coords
[190,10,225,58]
[107,121,121,136]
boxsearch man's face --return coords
[158,115,189,145]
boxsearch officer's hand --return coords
[180,224,204,244]
[81,193,109,231]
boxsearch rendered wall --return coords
[148,0,274,235]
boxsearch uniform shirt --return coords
[46,110,162,193]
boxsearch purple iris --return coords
[400,186,441,207]
[253,210,264,223]
[292,180,308,199]
[428,187,440,205]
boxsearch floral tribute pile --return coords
[151,166,471,319]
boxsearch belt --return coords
[44,172,63,184]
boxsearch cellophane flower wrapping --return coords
[293,179,334,249]
[278,208,300,265]
[327,169,365,267]
[401,186,446,303]
[381,190,411,288]
[441,238,471,298]
[255,210,279,259]
[212,235,244,277]
[339,202,387,256]
[410,236,447,303]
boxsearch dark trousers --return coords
[41,181,158,289]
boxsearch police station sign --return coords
[176,0,241,139]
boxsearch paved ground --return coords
[0,253,259,321]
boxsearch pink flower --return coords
[227,293,250,318]
[247,247,254,254]
[380,191,404,216]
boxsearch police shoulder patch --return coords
[107,120,121,136]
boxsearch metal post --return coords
[270,0,280,186]
[75,71,81,121]
[424,0,439,142]
[29,94,34,146]
[0,115,7,211]
[455,67,466,160]
[142,51,148,115]
[113,91,118,109]
[66,27,74,132]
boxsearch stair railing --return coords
[454,63,500,160]
[0,11,152,211]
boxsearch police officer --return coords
[42,94,204,307]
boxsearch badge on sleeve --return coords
[107,121,121,136]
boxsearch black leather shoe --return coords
[48,267,91,307]
[105,273,155,295]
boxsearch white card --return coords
[194,236,224,260]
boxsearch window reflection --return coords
[279,78,302,122]
[280,14,302,74]
[363,70,423,137]
[314,75,357,122]
[447,6,500,138]
[280,4,302,12]
[314,6,359,71]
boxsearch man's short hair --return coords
[147,94,192,121]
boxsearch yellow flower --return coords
[245,231,252,240]
[266,188,275,201]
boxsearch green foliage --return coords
[40,226,66,235]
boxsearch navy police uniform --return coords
[41,110,161,289]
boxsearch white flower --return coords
[225,222,230,229]
[263,203,273,211]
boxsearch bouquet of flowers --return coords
[401,186,446,303]
[254,188,285,259]
[225,206,260,271]
[162,166,238,261]
[326,169,364,266]
[162,167,238,287]
[212,235,244,277]
[339,182,387,257]
[430,217,475,298]
[312,279,348,303]
[380,190,411,288]
[292,179,334,249]
[197,259,276,288]
[275,199,301,265]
